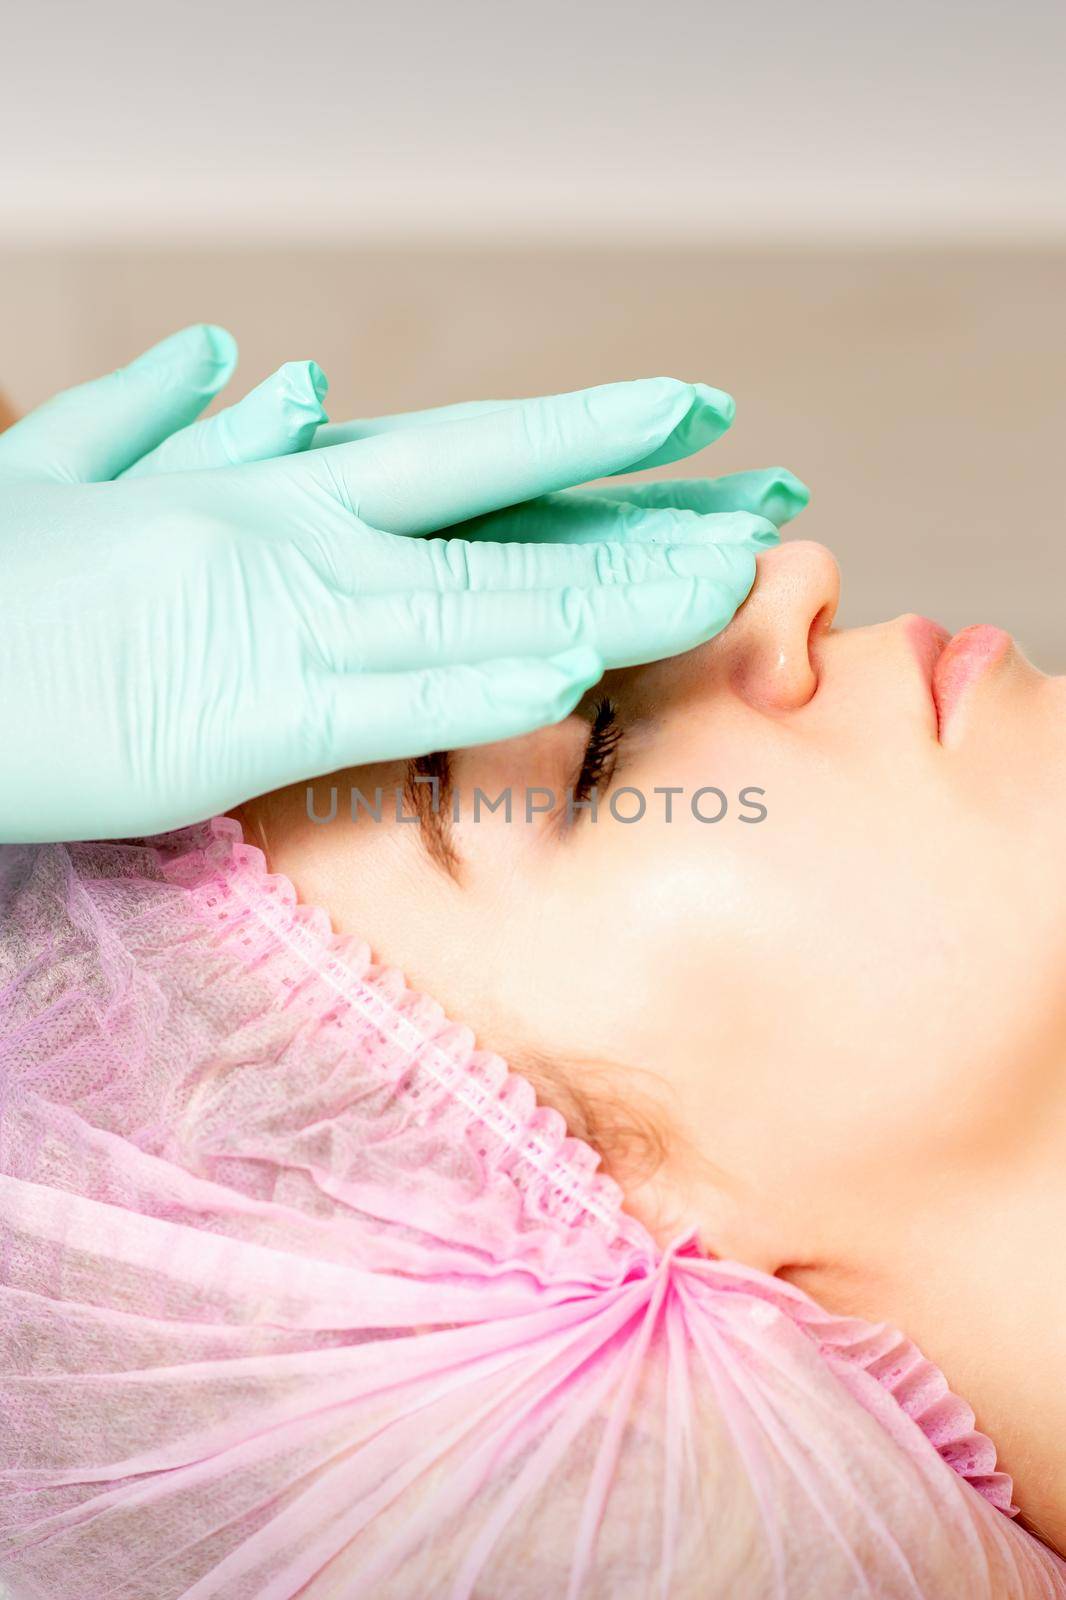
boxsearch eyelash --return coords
[574,696,623,804]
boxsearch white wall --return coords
[3,0,1065,242]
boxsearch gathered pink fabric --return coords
[1,817,1064,1599]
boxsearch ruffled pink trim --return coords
[138,815,1016,1517]
[689,1252,1018,1516]
[144,815,654,1264]
[812,1308,1018,1515]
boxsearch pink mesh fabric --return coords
[1,817,1063,1599]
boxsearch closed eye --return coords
[573,696,624,806]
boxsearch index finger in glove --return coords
[123,361,329,477]
[312,378,736,535]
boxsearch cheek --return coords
[516,810,768,1069]
[536,759,1065,1212]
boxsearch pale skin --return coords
[235,539,1066,1555]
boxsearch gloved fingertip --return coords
[760,467,811,523]
[668,536,761,589]
[308,361,329,405]
[626,576,744,663]
[199,324,239,371]
[541,645,605,719]
[129,325,238,392]
[704,544,755,604]
[240,361,331,453]
[669,383,735,458]
[692,573,750,627]
[773,466,810,503]
[616,378,737,474]
[690,382,736,430]
[743,514,783,550]
[277,360,330,417]
[547,643,603,691]
[493,645,603,718]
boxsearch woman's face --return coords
[240,538,1066,1546]
[246,541,1066,1258]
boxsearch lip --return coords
[903,614,953,695]
[930,623,1014,741]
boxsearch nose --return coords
[716,541,841,711]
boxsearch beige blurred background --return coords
[2,0,1064,665]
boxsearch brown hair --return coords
[508,1046,671,1195]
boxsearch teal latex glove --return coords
[2,323,331,480]
[0,329,806,843]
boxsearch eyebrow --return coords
[404,751,461,879]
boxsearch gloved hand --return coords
[0,328,807,843]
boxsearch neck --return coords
[792,1112,1066,1556]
